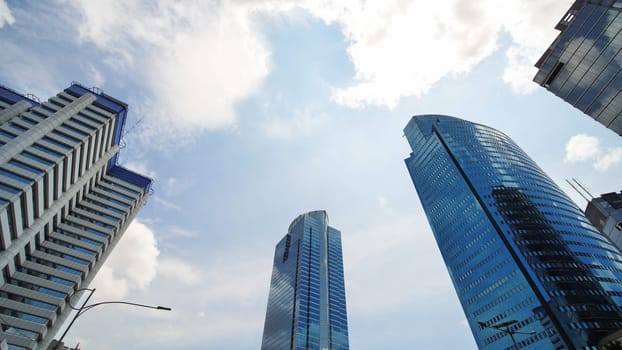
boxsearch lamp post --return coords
[477,319,536,350]
[52,288,171,349]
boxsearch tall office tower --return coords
[0,84,152,349]
[404,115,622,349]
[585,191,622,250]
[261,211,349,350]
[534,0,622,136]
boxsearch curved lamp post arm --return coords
[55,288,171,348]
[81,301,172,314]
[67,288,97,311]
[57,288,96,346]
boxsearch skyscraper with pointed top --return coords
[404,115,622,349]
[261,210,349,350]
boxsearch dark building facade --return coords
[261,211,349,350]
[586,191,622,251]
[404,115,622,349]
[0,84,152,349]
[534,0,622,136]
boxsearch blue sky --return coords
[1,1,622,349]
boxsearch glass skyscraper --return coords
[0,83,152,349]
[404,115,622,349]
[261,210,349,350]
[534,0,622,136]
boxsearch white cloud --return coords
[291,0,571,108]
[500,1,571,93]
[91,220,160,301]
[65,0,572,143]
[565,134,601,162]
[564,134,622,172]
[158,258,202,285]
[118,251,269,347]
[594,147,622,172]
[0,0,14,27]
[68,0,271,145]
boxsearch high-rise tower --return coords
[534,0,622,136]
[0,83,152,349]
[404,115,622,349]
[585,191,622,251]
[261,210,349,350]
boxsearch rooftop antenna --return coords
[572,178,595,199]
[122,115,145,138]
[566,179,591,204]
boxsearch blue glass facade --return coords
[534,0,622,136]
[404,115,622,349]
[261,211,349,350]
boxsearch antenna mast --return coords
[572,178,595,199]
[565,179,591,203]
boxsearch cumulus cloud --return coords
[67,0,271,145]
[564,134,622,172]
[119,251,270,346]
[292,0,571,108]
[64,0,572,143]
[500,1,570,93]
[595,148,622,172]
[0,0,14,27]
[565,134,601,162]
[91,220,160,301]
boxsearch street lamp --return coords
[53,288,171,349]
[477,319,536,350]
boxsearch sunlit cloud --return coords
[91,220,160,301]
[63,0,572,146]
[67,0,271,146]
[565,134,601,162]
[565,134,622,172]
[294,0,571,108]
[594,148,622,172]
[0,0,14,27]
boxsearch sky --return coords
[1,0,622,349]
